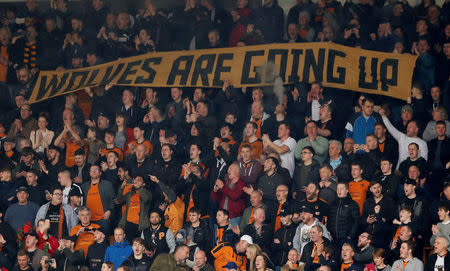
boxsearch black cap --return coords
[299,205,314,214]
[25,231,39,239]
[279,206,293,216]
[97,112,110,119]
[69,188,82,197]
[404,178,417,186]
[4,137,15,143]
[17,186,29,193]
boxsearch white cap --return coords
[240,235,253,245]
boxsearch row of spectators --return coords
[0,0,448,271]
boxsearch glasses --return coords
[53,193,62,196]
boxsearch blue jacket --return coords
[104,240,133,270]
[346,112,379,145]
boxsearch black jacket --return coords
[152,158,181,188]
[70,163,91,184]
[242,223,273,253]
[272,223,297,266]
[428,137,450,171]
[328,195,360,240]
[397,194,430,236]
[379,136,399,169]
[301,237,333,264]
[361,196,394,236]
[212,224,238,248]
[375,172,402,201]
[178,174,210,220]
[86,241,109,271]
[122,254,153,271]
[398,157,430,179]
[142,225,171,257]
[425,253,450,271]
[292,160,320,201]
[125,155,154,178]
[182,221,211,252]
[53,248,85,271]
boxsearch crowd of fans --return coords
[0,0,449,270]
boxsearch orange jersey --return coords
[348,180,370,214]
[211,243,247,271]
[126,192,140,224]
[70,223,101,256]
[0,46,8,82]
[165,197,185,235]
[65,139,88,167]
[85,183,104,221]
[238,139,263,160]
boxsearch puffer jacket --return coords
[272,223,297,266]
[122,254,152,271]
[328,195,360,240]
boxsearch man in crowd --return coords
[379,108,428,168]
[211,235,252,271]
[70,206,101,256]
[104,227,132,269]
[391,240,424,270]
[81,164,115,232]
[35,186,78,239]
[4,186,39,230]
[86,227,109,271]
[295,121,329,164]
[141,210,176,260]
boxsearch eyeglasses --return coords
[53,193,63,196]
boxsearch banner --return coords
[29,42,417,103]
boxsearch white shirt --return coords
[311,100,321,121]
[274,137,297,177]
[382,116,428,169]
[435,255,445,271]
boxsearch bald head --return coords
[227,163,240,182]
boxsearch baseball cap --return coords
[17,186,29,193]
[279,206,293,217]
[222,262,238,269]
[299,205,314,214]
[25,231,39,239]
[4,137,15,144]
[240,235,253,245]
[69,188,82,197]
[401,105,413,113]
[404,178,417,186]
